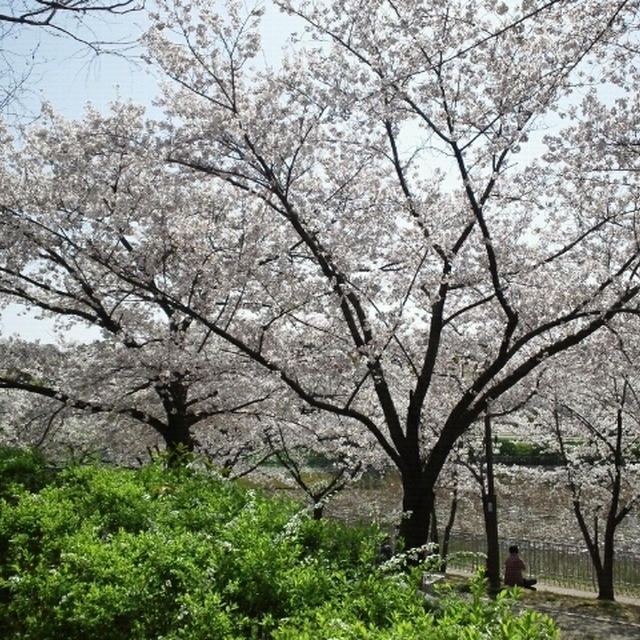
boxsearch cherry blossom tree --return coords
[2,0,640,550]
[0,100,377,512]
[532,328,640,600]
[0,336,272,463]
[0,104,275,463]
[261,412,380,519]
[0,384,160,464]
[135,0,640,548]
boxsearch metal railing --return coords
[445,533,640,597]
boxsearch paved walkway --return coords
[447,570,640,639]
[513,583,640,640]
[531,602,640,639]
[448,569,639,603]
[533,581,639,606]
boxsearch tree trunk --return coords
[596,408,627,601]
[573,503,608,600]
[398,468,432,551]
[483,413,501,595]
[397,411,478,552]
[163,417,196,465]
[597,556,615,601]
[571,407,630,602]
[483,492,500,593]
[597,481,621,600]
[156,378,197,465]
[439,487,458,572]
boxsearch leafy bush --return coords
[0,452,558,639]
[296,516,378,568]
[0,446,55,500]
[273,575,559,639]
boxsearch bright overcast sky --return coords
[6,4,151,118]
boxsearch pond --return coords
[319,469,640,555]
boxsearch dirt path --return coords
[445,570,640,639]
[532,603,640,639]
[515,585,640,640]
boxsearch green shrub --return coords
[0,446,55,500]
[296,516,378,568]
[274,575,559,640]
[0,454,559,639]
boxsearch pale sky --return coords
[6,2,156,119]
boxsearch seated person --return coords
[504,544,537,589]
